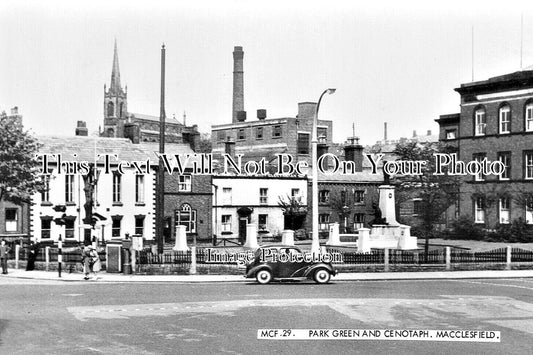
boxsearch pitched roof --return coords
[129,112,182,125]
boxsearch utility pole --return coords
[156,44,166,254]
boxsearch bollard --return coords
[45,246,50,271]
[131,249,136,274]
[445,246,451,271]
[190,246,197,275]
[384,248,389,272]
[506,245,512,270]
[58,235,63,278]
[15,244,20,269]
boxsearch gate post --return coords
[384,248,389,272]
[445,246,451,271]
[506,246,512,270]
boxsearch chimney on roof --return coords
[412,130,417,138]
[10,106,18,116]
[232,46,244,123]
[257,109,266,120]
[384,122,388,141]
[124,122,140,144]
[237,111,247,122]
[344,136,364,172]
[224,137,236,157]
[297,102,317,120]
[427,130,432,136]
[75,121,88,136]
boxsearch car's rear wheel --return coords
[256,269,272,284]
[313,269,331,284]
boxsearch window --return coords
[445,129,457,140]
[291,188,300,198]
[499,105,510,134]
[5,209,17,232]
[272,125,282,138]
[473,153,486,181]
[217,130,225,141]
[526,197,533,224]
[178,175,192,191]
[354,190,365,204]
[317,127,327,142]
[474,197,485,223]
[340,191,347,204]
[499,198,510,224]
[135,215,145,236]
[497,152,511,180]
[112,173,121,203]
[525,151,533,179]
[238,128,245,140]
[221,215,232,232]
[258,214,268,231]
[112,216,122,238]
[41,217,52,239]
[65,175,74,203]
[65,217,75,239]
[297,133,310,154]
[474,108,486,136]
[222,187,232,205]
[526,103,533,132]
[413,199,424,216]
[256,127,263,139]
[319,214,330,231]
[259,188,268,204]
[353,213,365,230]
[318,190,330,204]
[135,175,144,203]
[41,175,50,203]
[107,101,114,117]
[176,204,197,233]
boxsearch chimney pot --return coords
[413,130,417,138]
[427,130,432,136]
[237,111,247,122]
[257,109,266,120]
[75,120,89,137]
[10,106,18,115]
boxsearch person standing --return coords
[81,246,92,280]
[0,240,11,274]
[26,240,38,271]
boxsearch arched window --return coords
[499,104,510,134]
[175,203,197,233]
[525,102,533,132]
[107,101,115,117]
[474,107,486,136]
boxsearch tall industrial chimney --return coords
[232,46,244,123]
[384,122,388,141]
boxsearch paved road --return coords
[2,277,533,354]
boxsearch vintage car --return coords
[245,245,337,284]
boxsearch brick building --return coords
[0,107,30,242]
[436,68,533,228]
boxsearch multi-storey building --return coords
[0,107,30,242]
[436,68,533,227]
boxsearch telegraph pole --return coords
[156,44,166,254]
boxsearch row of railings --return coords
[10,245,533,271]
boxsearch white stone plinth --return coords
[244,224,259,249]
[357,228,371,253]
[326,223,340,246]
[378,185,399,226]
[281,230,295,246]
[173,225,189,251]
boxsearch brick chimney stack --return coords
[225,137,236,157]
[75,121,89,136]
[344,136,364,172]
[232,46,244,123]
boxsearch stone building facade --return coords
[436,68,533,228]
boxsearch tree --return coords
[277,194,307,231]
[392,141,460,258]
[0,111,45,204]
[196,133,212,153]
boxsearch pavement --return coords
[3,268,533,283]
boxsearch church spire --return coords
[110,39,122,93]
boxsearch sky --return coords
[2,0,533,146]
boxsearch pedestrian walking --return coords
[90,246,101,280]
[81,246,93,280]
[26,240,38,271]
[0,240,11,274]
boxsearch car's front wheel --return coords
[256,269,272,284]
[313,269,331,284]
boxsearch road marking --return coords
[61,293,83,297]
[452,279,533,291]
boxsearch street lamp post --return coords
[311,88,336,256]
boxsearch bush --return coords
[493,218,533,243]
[444,216,485,241]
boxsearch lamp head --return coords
[326,88,336,95]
